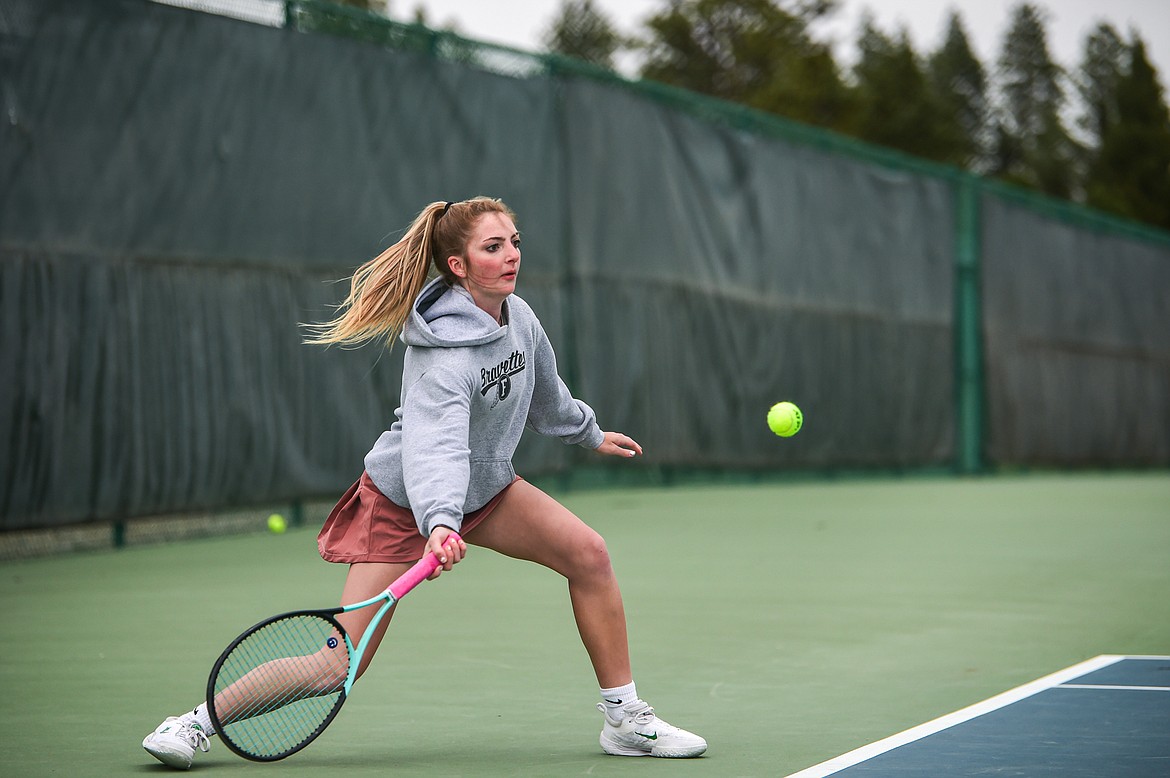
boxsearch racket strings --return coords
[223,628,346,719]
[211,613,351,759]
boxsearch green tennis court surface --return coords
[1,473,1167,776]
[787,655,1170,776]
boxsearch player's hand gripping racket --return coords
[206,535,460,761]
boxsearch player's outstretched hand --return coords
[596,431,643,459]
[425,526,467,579]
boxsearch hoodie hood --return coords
[402,277,509,348]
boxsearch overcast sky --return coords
[392,0,1170,82]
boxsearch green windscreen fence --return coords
[2,0,1168,531]
[558,77,956,470]
[980,189,1170,466]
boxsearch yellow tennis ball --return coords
[267,513,288,534]
[767,402,803,437]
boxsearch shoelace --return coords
[625,703,656,725]
[617,701,664,729]
[598,700,677,733]
[626,702,684,736]
[179,723,211,753]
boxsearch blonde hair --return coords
[304,197,517,348]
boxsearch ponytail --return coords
[303,196,515,349]
[303,201,446,348]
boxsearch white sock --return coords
[600,681,638,717]
[187,703,216,736]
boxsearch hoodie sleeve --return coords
[526,323,606,449]
[400,366,473,536]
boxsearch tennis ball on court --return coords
[267,513,288,534]
[767,402,803,437]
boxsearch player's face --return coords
[448,212,521,316]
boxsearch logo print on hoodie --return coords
[481,350,526,404]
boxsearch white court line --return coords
[784,654,1129,778]
[1059,684,1170,692]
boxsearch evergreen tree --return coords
[543,0,623,69]
[638,0,853,130]
[1085,36,1170,229]
[1076,22,1126,149]
[850,15,955,162]
[992,3,1079,197]
[927,11,989,169]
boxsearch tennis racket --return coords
[206,534,460,761]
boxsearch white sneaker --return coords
[597,700,707,758]
[142,715,210,769]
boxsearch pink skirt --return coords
[317,471,518,564]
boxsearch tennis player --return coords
[142,197,707,767]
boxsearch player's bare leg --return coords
[336,561,413,679]
[465,479,705,757]
[464,479,632,687]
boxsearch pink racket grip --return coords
[388,532,462,600]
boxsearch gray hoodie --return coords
[364,277,605,537]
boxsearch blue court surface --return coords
[786,655,1170,777]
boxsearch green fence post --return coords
[954,173,985,474]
